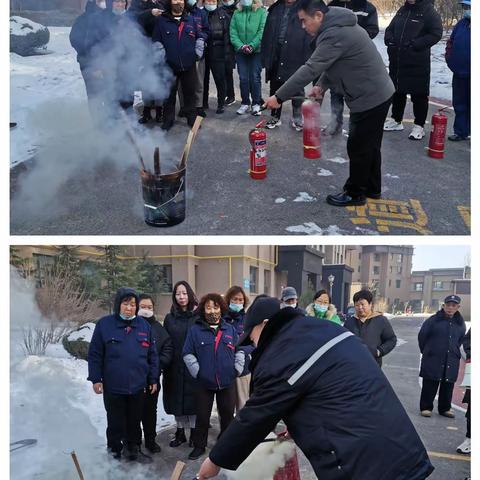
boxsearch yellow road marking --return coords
[457,206,471,229]
[427,451,470,462]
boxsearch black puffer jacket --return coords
[418,310,466,383]
[205,6,234,67]
[343,312,397,366]
[209,308,434,480]
[328,0,379,39]
[143,315,173,383]
[162,307,199,416]
[385,0,442,95]
[261,0,313,83]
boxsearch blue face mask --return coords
[240,0,252,6]
[229,303,243,313]
[314,304,328,314]
[120,313,136,321]
[464,10,471,19]
[205,4,217,11]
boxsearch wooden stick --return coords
[71,451,85,480]
[154,147,161,175]
[179,116,203,170]
[120,109,147,171]
[170,460,186,480]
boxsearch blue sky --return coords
[412,245,470,271]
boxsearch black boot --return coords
[169,428,187,447]
[188,446,206,460]
[145,439,162,453]
[155,106,163,123]
[126,444,139,461]
[138,108,152,124]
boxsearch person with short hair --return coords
[343,289,397,366]
[264,0,395,207]
[183,293,244,460]
[196,295,434,479]
[418,295,466,418]
[383,0,442,140]
[305,289,341,324]
[138,294,173,454]
[88,287,159,461]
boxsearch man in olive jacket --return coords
[197,296,433,480]
[264,0,394,207]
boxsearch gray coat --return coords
[276,7,394,113]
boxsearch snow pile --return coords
[275,197,286,204]
[225,435,296,480]
[286,223,345,235]
[10,16,47,36]
[67,322,96,342]
[10,16,50,57]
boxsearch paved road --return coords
[10,90,470,236]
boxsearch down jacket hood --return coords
[113,287,139,317]
[305,303,337,319]
[319,6,357,33]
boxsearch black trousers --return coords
[103,390,145,453]
[391,91,429,127]
[420,378,455,413]
[463,389,471,438]
[225,63,234,100]
[141,387,159,444]
[164,66,197,127]
[343,97,391,197]
[203,56,227,109]
[192,385,236,449]
[269,67,303,121]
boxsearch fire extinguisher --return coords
[249,120,267,180]
[302,100,321,159]
[427,108,448,159]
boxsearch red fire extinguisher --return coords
[427,108,448,159]
[302,100,321,159]
[273,431,301,480]
[249,120,267,180]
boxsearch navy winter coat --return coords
[88,288,159,395]
[446,18,471,78]
[188,4,210,42]
[210,308,434,480]
[152,12,199,73]
[162,307,199,416]
[225,309,254,376]
[418,309,466,383]
[183,318,238,390]
[385,0,442,95]
[329,0,379,39]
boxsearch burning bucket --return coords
[141,167,186,227]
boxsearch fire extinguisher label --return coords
[254,139,266,148]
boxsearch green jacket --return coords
[306,303,342,325]
[229,6,267,53]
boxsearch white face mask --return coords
[138,308,154,318]
[281,302,297,309]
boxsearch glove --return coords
[241,44,253,55]
[152,41,166,65]
[235,350,246,376]
[195,38,205,60]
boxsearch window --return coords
[396,280,401,288]
[264,269,271,295]
[389,279,391,287]
[307,272,317,292]
[389,266,393,273]
[250,266,258,293]
[456,282,471,295]
[357,266,361,273]
[358,253,362,259]
[156,265,173,293]
[433,281,444,290]
[414,283,423,292]
[373,266,380,275]
[397,266,402,274]
[397,254,403,263]
[374,253,381,262]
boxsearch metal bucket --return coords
[141,167,186,227]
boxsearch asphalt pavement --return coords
[10,89,470,236]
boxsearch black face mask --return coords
[205,312,221,324]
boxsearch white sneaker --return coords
[236,104,250,115]
[383,118,404,131]
[251,104,262,116]
[409,124,425,140]
[266,118,282,129]
[457,438,471,455]
[291,119,303,132]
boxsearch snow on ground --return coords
[286,223,346,235]
[317,168,333,176]
[10,16,47,36]
[10,24,453,167]
[293,192,316,202]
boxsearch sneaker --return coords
[266,118,282,129]
[420,410,432,417]
[236,104,250,115]
[251,104,262,116]
[291,119,303,132]
[188,446,206,460]
[448,134,469,141]
[225,97,236,106]
[439,409,455,418]
[169,428,187,447]
[409,124,425,140]
[383,118,404,131]
[457,438,471,455]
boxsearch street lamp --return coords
[328,274,335,298]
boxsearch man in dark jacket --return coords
[261,0,313,131]
[202,0,234,114]
[197,296,434,480]
[343,289,397,367]
[418,295,466,418]
[138,294,173,454]
[324,0,378,135]
[383,0,442,140]
[88,287,159,461]
[221,0,238,104]
[264,0,395,207]
[445,0,471,141]
[69,0,118,120]
[152,0,203,130]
